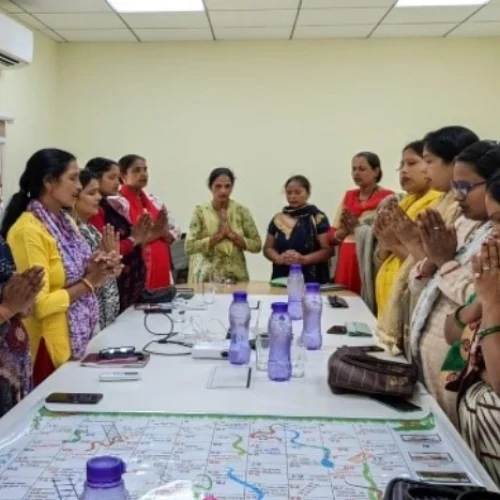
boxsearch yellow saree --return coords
[375,190,441,317]
[377,191,459,355]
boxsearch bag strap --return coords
[406,485,462,500]
[340,353,416,377]
[459,492,500,500]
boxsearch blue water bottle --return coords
[80,456,130,500]
[268,302,292,382]
[228,291,251,365]
[287,264,304,320]
[302,282,323,350]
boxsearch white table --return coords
[0,293,496,490]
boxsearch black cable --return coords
[142,312,192,356]
[143,311,174,336]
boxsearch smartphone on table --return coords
[369,394,422,413]
[45,393,103,405]
[98,346,137,360]
[135,303,172,313]
[327,325,348,335]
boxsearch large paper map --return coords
[0,411,478,500]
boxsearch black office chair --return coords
[171,233,189,284]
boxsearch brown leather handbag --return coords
[327,346,418,399]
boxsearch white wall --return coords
[0,32,59,202]
[56,37,500,280]
[1,35,497,280]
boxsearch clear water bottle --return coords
[80,456,130,500]
[287,264,304,320]
[228,291,251,365]
[268,302,292,382]
[302,282,323,350]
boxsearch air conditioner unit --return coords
[0,13,33,69]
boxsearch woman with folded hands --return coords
[1,149,120,385]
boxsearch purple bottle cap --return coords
[290,264,302,272]
[271,302,288,313]
[86,456,126,487]
[305,282,320,293]
[233,291,248,302]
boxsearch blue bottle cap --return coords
[233,291,248,302]
[305,282,320,293]
[86,456,126,486]
[271,302,288,313]
[290,264,302,272]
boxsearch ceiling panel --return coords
[135,28,213,41]
[215,27,291,39]
[297,8,387,25]
[13,12,48,29]
[0,0,22,12]
[302,0,393,7]
[384,6,476,24]
[210,10,296,27]
[373,23,454,37]
[58,29,136,42]
[122,12,208,28]
[40,28,65,41]
[34,12,126,29]
[469,5,500,21]
[294,24,373,38]
[205,0,299,9]
[12,0,112,12]
[448,21,500,36]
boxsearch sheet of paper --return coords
[207,365,252,389]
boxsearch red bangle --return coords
[439,262,460,277]
[415,260,432,280]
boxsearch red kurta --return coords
[329,188,393,294]
[120,185,172,290]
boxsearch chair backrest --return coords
[171,237,188,272]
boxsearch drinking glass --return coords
[291,334,306,378]
[255,333,270,371]
[202,269,216,305]
[171,298,187,323]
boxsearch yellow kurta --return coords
[7,212,71,367]
[375,190,441,317]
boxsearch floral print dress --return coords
[185,200,262,283]
[77,221,120,331]
[0,238,32,417]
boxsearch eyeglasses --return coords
[451,180,486,198]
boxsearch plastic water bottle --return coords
[302,282,323,350]
[228,291,251,365]
[80,456,130,500]
[268,302,292,382]
[287,264,304,320]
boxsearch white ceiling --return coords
[1,0,500,42]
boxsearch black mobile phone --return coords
[135,304,172,313]
[45,393,103,405]
[176,288,194,300]
[369,394,422,413]
[328,295,348,308]
[99,346,136,359]
[327,325,347,335]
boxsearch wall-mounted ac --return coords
[0,13,33,69]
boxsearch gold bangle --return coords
[82,278,94,293]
